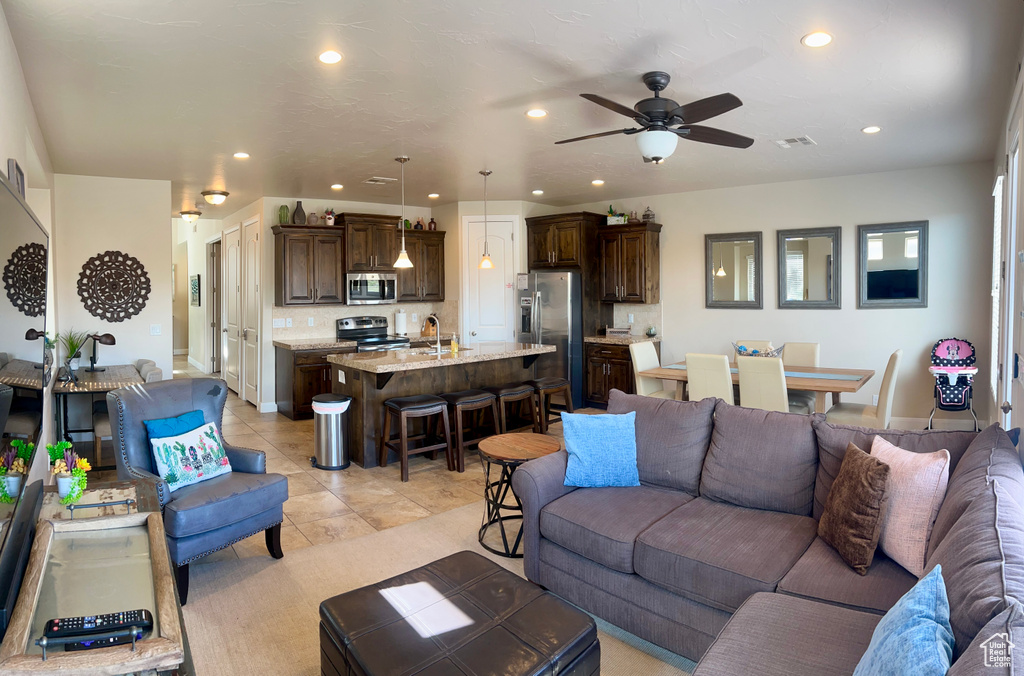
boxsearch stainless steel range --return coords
[337,316,411,352]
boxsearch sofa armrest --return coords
[512,450,576,582]
[125,466,171,509]
[224,443,266,474]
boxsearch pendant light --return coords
[478,169,494,269]
[715,247,727,277]
[393,156,413,268]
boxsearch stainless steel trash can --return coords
[311,394,351,470]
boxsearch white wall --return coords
[556,162,994,422]
[53,175,173,377]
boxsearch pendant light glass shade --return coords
[715,264,727,277]
[180,210,201,223]
[479,169,493,270]
[393,156,414,268]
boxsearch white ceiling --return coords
[4,0,1024,217]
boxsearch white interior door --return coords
[242,218,261,405]
[222,227,241,393]
[462,216,517,343]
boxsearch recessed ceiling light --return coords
[591,179,605,186]
[233,152,249,159]
[331,183,343,190]
[801,32,833,48]
[428,193,440,199]
[861,125,882,134]
[319,50,343,64]
[532,189,544,195]
[201,190,229,205]
[526,109,548,118]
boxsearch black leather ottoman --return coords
[319,551,600,675]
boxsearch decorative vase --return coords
[306,211,318,225]
[325,214,335,226]
[646,326,657,337]
[5,473,21,497]
[278,205,290,225]
[292,201,306,225]
[428,217,437,231]
[642,206,655,222]
[404,219,412,230]
[415,217,425,230]
[56,472,73,498]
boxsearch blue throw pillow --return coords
[853,565,954,676]
[143,410,206,441]
[561,411,640,488]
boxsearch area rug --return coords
[183,502,696,675]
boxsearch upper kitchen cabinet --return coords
[396,230,445,302]
[273,225,346,306]
[600,222,661,303]
[526,212,603,269]
[337,213,399,272]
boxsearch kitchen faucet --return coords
[428,314,442,355]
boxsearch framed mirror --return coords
[858,221,928,308]
[705,232,762,309]
[777,227,841,309]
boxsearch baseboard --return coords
[173,348,188,355]
[890,416,986,432]
[259,402,278,414]
[187,356,207,373]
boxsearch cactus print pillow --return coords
[149,422,232,492]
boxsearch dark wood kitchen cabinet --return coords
[599,222,661,303]
[526,212,602,269]
[585,343,635,406]
[275,346,357,419]
[337,212,399,272]
[396,230,445,302]
[273,225,345,306]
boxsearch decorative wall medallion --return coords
[3,242,47,317]
[77,250,151,322]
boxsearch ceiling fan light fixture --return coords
[201,190,229,205]
[635,129,679,163]
[180,210,201,223]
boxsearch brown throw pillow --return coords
[818,442,891,575]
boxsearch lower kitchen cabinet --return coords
[275,347,355,420]
[584,342,661,407]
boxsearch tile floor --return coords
[160,356,588,564]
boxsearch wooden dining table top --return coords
[639,361,875,394]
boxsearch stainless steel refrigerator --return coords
[517,271,583,408]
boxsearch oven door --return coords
[346,273,397,305]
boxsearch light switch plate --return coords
[150,324,161,336]
[628,313,634,324]
[272,318,286,328]
[308,317,314,326]
[285,318,292,327]
[411,313,418,323]
[338,370,345,384]
[872,394,879,406]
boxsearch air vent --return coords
[363,176,398,186]
[772,136,817,149]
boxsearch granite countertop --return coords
[585,335,662,345]
[327,342,555,374]
[272,338,359,351]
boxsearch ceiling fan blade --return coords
[580,94,650,122]
[672,93,743,124]
[554,128,637,144]
[675,124,754,149]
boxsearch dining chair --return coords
[734,340,773,358]
[737,356,790,413]
[826,350,903,429]
[685,353,734,404]
[629,342,675,399]
[783,342,820,412]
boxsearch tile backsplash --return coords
[611,303,663,336]
[272,300,460,339]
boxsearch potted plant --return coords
[0,444,28,503]
[47,440,90,503]
[58,329,89,373]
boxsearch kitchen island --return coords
[328,342,556,467]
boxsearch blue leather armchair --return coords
[108,378,288,605]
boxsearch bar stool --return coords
[525,377,574,433]
[380,394,453,482]
[483,383,540,433]
[440,390,500,473]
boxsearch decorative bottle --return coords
[292,201,306,225]
[428,217,437,231]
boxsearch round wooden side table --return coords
[477,432,561,558]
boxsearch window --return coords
[785,251,805,301]
[867,238,883,260]
[905,236,918,258]
[746,255,755,301]
[992,174,1004,399]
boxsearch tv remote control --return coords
[44,609,153,639]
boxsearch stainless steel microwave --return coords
[346,273,397,305]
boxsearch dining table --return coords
[639,361,876,413]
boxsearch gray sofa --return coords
[512,389,1024,674]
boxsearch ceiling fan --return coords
[555,71,754,163]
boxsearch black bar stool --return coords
[525,377,574,433]
[440,390,500,472]
[379,394,453,482]
[483,383,540,433]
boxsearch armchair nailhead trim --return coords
[176,520,284,565]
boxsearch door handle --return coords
[471,331,478,336]
[222,328,228,333]
[242,329,248,340]
[1002,401,1012,414]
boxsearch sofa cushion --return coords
[561,411,640,488]
[634,497,817,612]
[812,419,977,520]
[778,538,917,614]
[692,592,881,676]
[699,401,820,515]
[164,471,289,538]
[540,486,692,574]
[818,442,891,575]
[607,389,715,495]
[928,424,1024,560]
[926,477,1024,659]
[946,603,1024,675]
